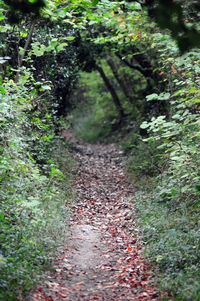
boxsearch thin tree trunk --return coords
[106,57,134,104]
[15,21,35,82]
[95,63,125,123]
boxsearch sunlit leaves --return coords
[146,92,170,101]
[129,2,142,10]
[30,36,74,57]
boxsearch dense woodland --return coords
[0,0,200,300]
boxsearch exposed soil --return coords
[29,134,161,301]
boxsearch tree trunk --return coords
[106,57,135,104]
[95,63,125,123]
[15,21,35,82]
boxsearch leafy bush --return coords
[140,95,200,205]
[0,75,74,300]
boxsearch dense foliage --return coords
[0,77,74,300]
[0,2,77,300]
[0,0,200,300]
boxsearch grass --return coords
[134,185,200,301]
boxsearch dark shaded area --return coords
[144,0,200,53]
[3,0,45,23]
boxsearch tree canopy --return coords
[2,0,200,52]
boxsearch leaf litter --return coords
[28,135,163,301]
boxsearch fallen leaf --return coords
[127,246,133,252]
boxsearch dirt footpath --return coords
[30,140,161,301]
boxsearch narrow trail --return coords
[30,138,161,301]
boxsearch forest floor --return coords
[28,132,162,301]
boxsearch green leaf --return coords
[192,200,200,209]
[130,2,142,10]
[56,43,68,52]
[0,254,7,266]
[40,85,51,91]
[0,213,5,221]
[171,156,181,161]
[146,93,158,101]
[159,92,170,100]
[140,122,149,129]
[0,86,5,94]
[91,0,99,6]
[0,24,12,33]
[19,47,25,55]
[65,36,75,41]
[50,38,58,47]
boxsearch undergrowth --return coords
[124,130,200,300]
[72,103,113,143]
[135,189,200,301]
[120,133,162,177]
[122,48,200,301]
[0,77,75,301]
[125,133,200,300]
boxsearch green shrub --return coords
[140,99,200,205]
[0,76,74,300]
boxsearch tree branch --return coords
[116,53,146,77]
[95,63,125,122]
